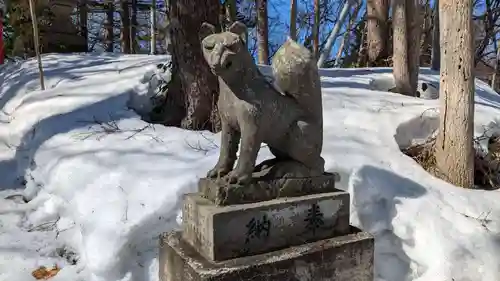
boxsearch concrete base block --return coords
[181,191,350,261]
[199,172,340,206]
[159,227,374,281]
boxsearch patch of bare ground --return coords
[402,133,500,190]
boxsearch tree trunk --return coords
[419,0,432,66]
[317,0,352,67]
[492,39,500,91]
[256,0,269,64]
[407,0,422,93]
[78,0,88,51]
[120,0,130,54]
[290,0,297,41]
[366,0,389,65]
[130,0,138,53]
[341,11,366,67]
[105,0,114,52]
[431,0,440,70]
[474,0,494,66]
[151,0,156,54]
[435,0,475,188]
[392,0,411,94]
[160,0,220,131]
[356,15,368,67]
[392,0,421,96]
[313,0,320,57]
[335,3,361,67]
[225,0,237,23]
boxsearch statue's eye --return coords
[203,39,215,50]
[226,42,240,53]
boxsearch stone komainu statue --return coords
[200,21,325,185]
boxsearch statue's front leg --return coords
[207,122,240,179]
[225,122,260,185]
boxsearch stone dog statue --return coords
[200,21,325,185]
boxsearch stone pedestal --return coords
[159,175,374,281]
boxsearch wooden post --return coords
[28,0,45,90]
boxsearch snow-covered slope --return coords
[0,53,499,281]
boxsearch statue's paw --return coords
[224,170,251,185]
[207,165,231,179]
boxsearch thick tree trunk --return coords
[366,0,389,65]
[120,0,130,54]
[104,0,114,52]
[435,0,475,188]
[256,0,269,64]
[161,0,220,131]
[392,0,421,96]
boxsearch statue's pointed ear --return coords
[199,22,216,40]
[228,21,247,36]
[228,21,248,44]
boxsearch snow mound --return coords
[0,55,499,281]
[127,59,172,117]
[394,110,439,148]
[368,70,440,99]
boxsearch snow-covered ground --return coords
[0,53,499,281]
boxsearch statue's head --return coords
[199,21,248,77]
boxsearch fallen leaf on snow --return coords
[31,265,60,280]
